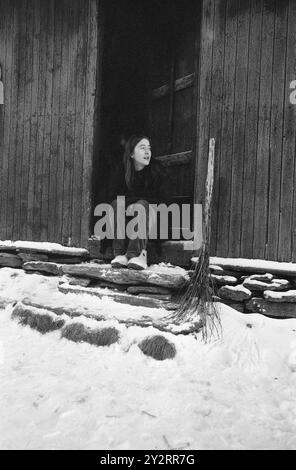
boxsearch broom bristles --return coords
[171,243,221,342]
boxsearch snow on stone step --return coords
[210,274,238,286]
[218,284,252,301]
[23,261,63,276]
[264,290,296,303]
[243,278,291,292]
[58,281,178,310]
[0,240,89,257]
[62,263,189,289]
[192,256,296,277]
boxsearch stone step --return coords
[61,262,189,289]
[0,240,89,257]
[19,297,199,335]
[58,281,178,310]
[10,301,181,360]
[192,256,296,277]
[245,298,296,318]
[0,252,22,268]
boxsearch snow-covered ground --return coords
[1,267,296,450]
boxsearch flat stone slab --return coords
[133,293,173,301]
[49,257,83,264]
[210,274,238,286]
[243,278,291,291]
[246,298,296,318]
[61,276,92,287]
[0,240,88,257]
[209,265,240,277]
[62,263,189,289]
[23,261,63,276]
[218,284,252,301]
[0,253,22,268]
[18,252,49,262]
[191,256,296,277]
[58,282,178,311]
[127,285,173,295]
[95,281,127,291]
[209,264,225,274]
[263,290,296,303]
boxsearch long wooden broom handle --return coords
[203,138,215,242]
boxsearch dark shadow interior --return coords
[95,0,151,205]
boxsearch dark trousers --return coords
[111,198,155,259]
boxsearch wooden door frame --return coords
[90,0,105,240]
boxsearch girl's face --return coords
[131,138,151,171]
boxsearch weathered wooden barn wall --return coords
[0,0,99,247]
[196,0,296,262]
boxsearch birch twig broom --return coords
[171,138,221,341]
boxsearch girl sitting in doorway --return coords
[110,135,168,270]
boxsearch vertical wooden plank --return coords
[150,96,171,156]
[12,0,28,240]
[167,39,176,154]
[81,0,98,246]
[20,0,34,240]
[40,0,55,241]
[280,0,296,260]
[0,0,5,239]
[148,28,171,157]
[189,0,201,221]
[90,0,105,240]
[266,1,288,261]
[0,0,4,238]
[71,0,90,245]
[6,2,20,240]
[240,0,263,257]
[61,1,78,245]
[228,0,251,257]
[33,0,48,241]
[172,88,194,153]
[27,0,41,241]
[289,0,296,261]
[48,0,63,243]
[195,0,215,204]
[209,0,227,254]
[55,0,69,243]
[216,0,238,256]
[2,0,15,240]
[253,0,275,258]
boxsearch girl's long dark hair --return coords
[123,135,151,189]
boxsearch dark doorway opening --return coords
[93,0,201,233]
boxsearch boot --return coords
[111,254,128,269]
[127,250,148,270]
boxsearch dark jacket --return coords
[109,158,170,205]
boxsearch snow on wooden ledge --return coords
[191,256,296,277]
[0,240,89,257]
